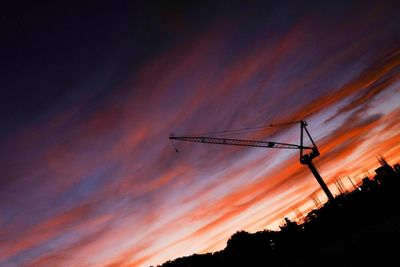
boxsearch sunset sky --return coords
[1,1,400,266]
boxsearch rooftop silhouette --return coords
[155,156,400,267]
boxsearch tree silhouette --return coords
[158,158,400,267]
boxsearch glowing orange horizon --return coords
[1,3,400,267]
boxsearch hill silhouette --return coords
[155,157,400,267]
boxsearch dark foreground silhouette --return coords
[156,158,400,267]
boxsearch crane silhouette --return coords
[169,121,335,203]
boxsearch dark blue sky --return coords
[1,1,400,266]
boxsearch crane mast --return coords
[298,121,334,202]
[170,121,335,203]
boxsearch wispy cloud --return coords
[1,2,400,267]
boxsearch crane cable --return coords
[169,125,272,153]
[169,138,180,153]
[183,124,274,138]
[169,121,299,152]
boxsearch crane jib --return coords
[169,121,336,203]
[169,136,313,150]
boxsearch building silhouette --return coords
[158,156,400,267]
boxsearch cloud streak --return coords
[1,2,400,267]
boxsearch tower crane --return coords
[169,121,335,203]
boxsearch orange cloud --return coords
[2,4,400,267]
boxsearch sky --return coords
[1,1,400,266]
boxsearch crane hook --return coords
[169,134,180,153]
